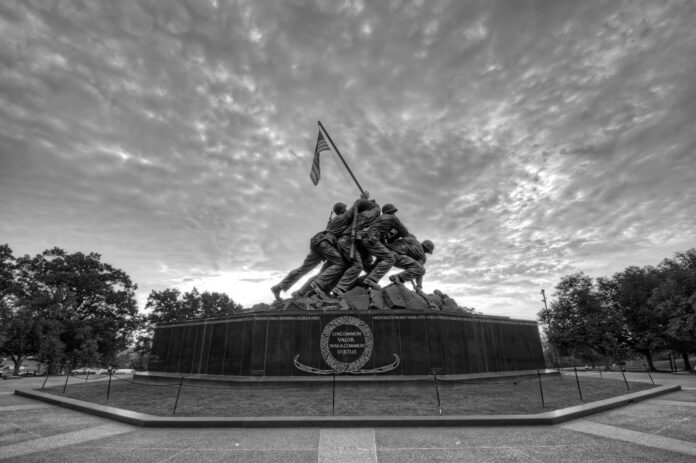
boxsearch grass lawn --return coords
[41,373,655,417]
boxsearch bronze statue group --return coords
[271,193,434,301]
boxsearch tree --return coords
[34,318,66,374]
[41,248,139,365]
[538,273,625,366]
[0,245,15,366]
[650,249,696,371]
[1,246,141,373]
[144,287,242,326]
[1,307,38,375]
[602,266,665,371]
[542,248,696,372]
[199,290,245,318]
[135,287,242,359]
[0,244,14,302]
[0,245,40,375]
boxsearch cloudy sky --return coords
[1,0,695,320]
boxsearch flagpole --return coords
[317,120,366,196]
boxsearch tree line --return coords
[538,248,696,371]
[0,244,241,375]
[6,242,692,375]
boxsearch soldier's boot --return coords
[389,275,404,285]
[310,281,328,299]
[291,288,309,299]
[331,288,344,299]
[363,279,381,291]
[271,285,282,301]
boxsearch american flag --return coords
[310,131,330,185]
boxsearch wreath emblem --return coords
[294,316,399,374]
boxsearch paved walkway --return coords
[1,372,694,462]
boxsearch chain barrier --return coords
[60,370,556,399]
[63,369,551,389]
[44,367,657,416]
[111,375,190,387]
[69,373,110,380]
[110,374,338,391]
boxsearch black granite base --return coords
[149,310,545,377]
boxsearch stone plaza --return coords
[1,371,695,462]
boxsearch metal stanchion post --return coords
[537,369,545,408]
[62,368,70,395]
[432,369,442,415]
[172,376,184,415]
[106,369,113,403]
[41,373,49,391]
[573,367,583,401]
[332,370,336,416]
[620,368,630,390]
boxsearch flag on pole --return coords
[310,131,330,185]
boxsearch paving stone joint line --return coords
[651,413,695,436]
[0,423,134,459]
[156,448,190,463]
[561,419,696,456]
[0,414,43,439]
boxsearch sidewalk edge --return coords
[14,384,680,428]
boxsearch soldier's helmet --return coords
[333,202,347,215]
[382,203,398,214]
[421,240,435,254]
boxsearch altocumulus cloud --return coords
[1,0,695,319]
